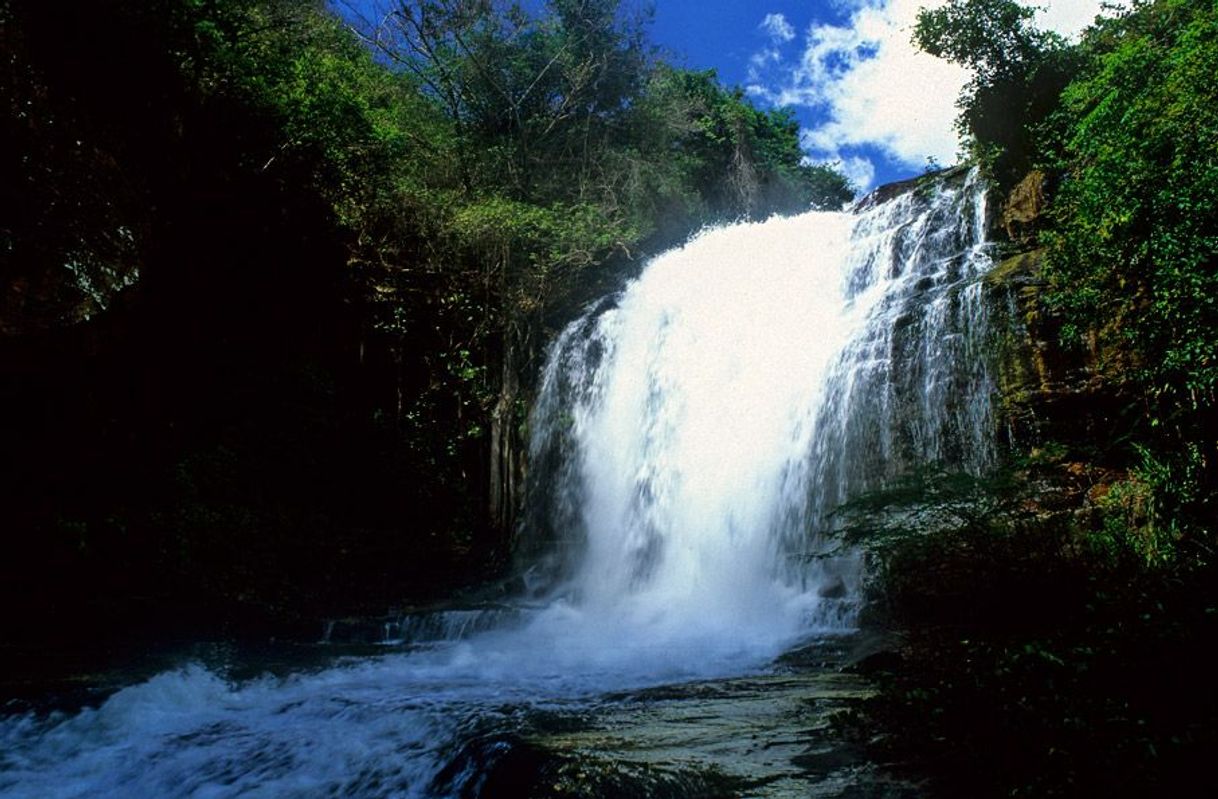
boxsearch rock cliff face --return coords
[854,167,1129,463]
[1000,170,1047,245]
[984,177,1140,468]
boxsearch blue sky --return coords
[337,1,1121,192]
[648,1,854,82]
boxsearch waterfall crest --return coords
[523,167,995,648]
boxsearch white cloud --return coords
[759,12,796,44]
[747,0,968,170]
[747,1,1126,175]
[748,48,782,80]
[1036,0,1129,40]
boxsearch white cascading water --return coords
[0,170,994,798]
[523,167,994,636]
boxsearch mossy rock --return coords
[984,248,1140,461]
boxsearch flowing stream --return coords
[0,170,994,798]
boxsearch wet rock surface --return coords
[456,635,920,799]
[985,248,1138,457]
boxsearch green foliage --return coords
[372,0,651,201]
[369,3,852,227]
[198,2,458,231]
[914,0,1077,188]
[914,0,1052,82]
[834,467,1218,797]
[1037,0,1218,552]
[851,6,1218,794]
[1088,445,1196,568]
[1044,0,1218,392]
[842,594,1218,798]
[306,0,856,485]
[832,469,1081,622]
[634,68,854,220]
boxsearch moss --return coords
[984,247,1043,287]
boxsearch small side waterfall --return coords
[523,167,995,641]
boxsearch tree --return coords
[914,0,1076,187]
[359,0,648,199]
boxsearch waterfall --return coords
[522,167,995,643]
[0,169,996,799]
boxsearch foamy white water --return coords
[524,167,994,643]
[527,212,858,652]
[0,170,995,798]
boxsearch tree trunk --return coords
[488,327,522,544]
